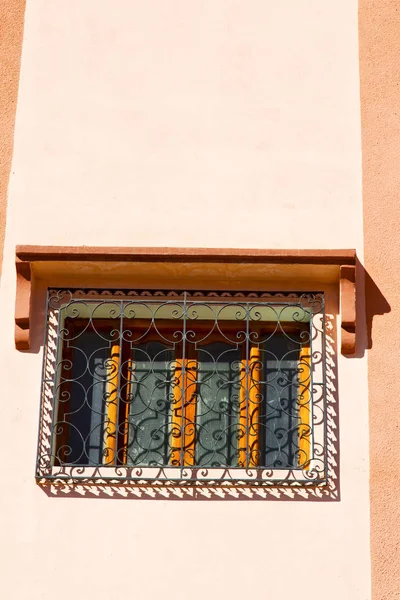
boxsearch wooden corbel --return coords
[340,265,356,355]
[15,258,32,350]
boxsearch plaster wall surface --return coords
[0,2,370,599]
[7,0,362,249]
[0,0,25,273]
[359,2,400,598]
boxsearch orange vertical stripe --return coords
[238,347,261,468]
[248,346,261,467]
[103,343,120,465]
[238,358,248,467]
[170,358,184,465]
[183,358,197,466]
[298,345,311,468]
[170,357,198,466]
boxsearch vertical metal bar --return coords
[35,288,51,477]
[245,303,250,469]
[321,294,327,480]
[309,301,315,466]
[114,300,124,466]
[47,292,67,470]
[180,291,187,476]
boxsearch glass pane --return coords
[195,342,241,467]
[261,333,302,468]
[126,341,174,466]
[55,331,111,466]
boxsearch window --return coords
[37,289,326,486]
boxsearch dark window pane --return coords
[126,341,174,466]
[196,342,241,467]
[55,331,110,466]
[261,333,302,468]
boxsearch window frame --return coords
[36,287,326,488]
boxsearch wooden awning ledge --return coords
[15,245,357,355]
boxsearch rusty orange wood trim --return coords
[15,258,31,350]
[14,246,357,355]
[16,245,356,265]
[340,265,356,355]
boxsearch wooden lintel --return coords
[16,245,356,265]
[14,246,357,354]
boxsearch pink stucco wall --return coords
[0,0,25,273]
[360,2,400,598]
[9,1,362,250]
[0,2,370,599]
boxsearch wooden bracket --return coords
[340,264,356,355]
[15,258,32,350]
[14,245,357,354]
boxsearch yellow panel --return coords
[103,343,120,465]
[183,358,197,467]
[298,346,311,468]
[248,346,261,467]
[238,347,261,468]
[238,359,248,467]
[170,358,184,466]
[170,358,198,467]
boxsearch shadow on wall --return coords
[350,260,391,359]
[363,265,391,350]
[28,263,390,502]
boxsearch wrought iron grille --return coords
[36,289,326,486]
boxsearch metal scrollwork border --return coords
[35,287,339,501]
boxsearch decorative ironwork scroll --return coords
[36,289,327,488]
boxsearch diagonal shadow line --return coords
[364,267,391,350]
